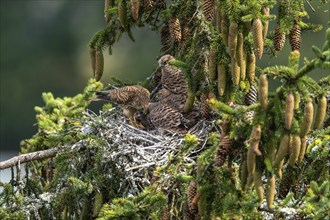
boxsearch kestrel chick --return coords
[95,85,150,127]
[149,102,188,135]
[156,88,187,112]
[158,54,187,95]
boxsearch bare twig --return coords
[0,147,63,170]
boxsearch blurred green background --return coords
[0,1,328,154]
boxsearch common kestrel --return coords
[148,102,188,135]
[156,88,187,112]
[158,54,187,95]
[95,85,150,127]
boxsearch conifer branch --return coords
[294,58,316,80]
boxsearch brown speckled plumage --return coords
[158,55,187,95]
[157,88,187,112]
[95,85,150,123]
[149,102,187,135]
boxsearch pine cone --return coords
[208,47,217,81]
[217,61,226,96]
[247,51,256,85]
[231,58,240,86]
[313,95,327,129]
[228,21,238,58]
[289,23,302,51]
[262,7,270,39]
[236,32,246,80]
[183,201,196,220]
[143,0,154,12]
[215,2,221,32]
[221,12,229,46]
[160,208,170,220]
[239,159,248,190]
[266,175,276,209]
[187,182,198,215]
[181,26,190,43]
[160,23,171,51]
[258,74,268,110]
[104,0,114,23]
[278,167,293,199]
[252,18,263,59]
[244,111,255,124]
[292,179,303,199]
[285,93,295,130]
[289,135,301,166]
[300,101,314,137]
[215,135,234,167]
[131,0,140,21]
[203,0,215,22]
[169,17,182,42]
[89,47,96,76]
[200,92,216,119]
[118,0,128,29]
[245,85,258,105]
[95,49,104,81]
[274,24,286,51]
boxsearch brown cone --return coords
[95,50,104,81]
[131,0,140,21]
[118,0,128,29]
[169,17,182,42]
[200,92,216,119]
[104,0,114,23]
[278,167,293,199]
[215,135,234,167]
[247,51,256,85]
[262,7,270,39]
[274,24,286,51]
[89,47,96,76]
[252,18,263,59]
[187,181,198,215]
[160,23,171,51]
[245,85,258,106]
[203,0,215,22]
[143,0,154,12]
[221,12,229,46]
[289,23,302,51]
[208,47,217,81]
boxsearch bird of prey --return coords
[156,88,187,112]
[95,85,150,127]
[158,54,187,95]
[148,102,188,135]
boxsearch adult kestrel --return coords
[148,102,188,135]
[95,85,150,127]
[156,88,187,112]
[158,54,187,95]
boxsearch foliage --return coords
[1,0,329,220]
[20,79,103,153]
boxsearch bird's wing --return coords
[149,103,183,129]
[108,86,146,105]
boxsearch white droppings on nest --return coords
[80,108,214,196]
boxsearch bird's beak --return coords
[158,61,163,67]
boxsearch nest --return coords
[80,108,214,196]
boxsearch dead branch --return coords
[0,147,62,170]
